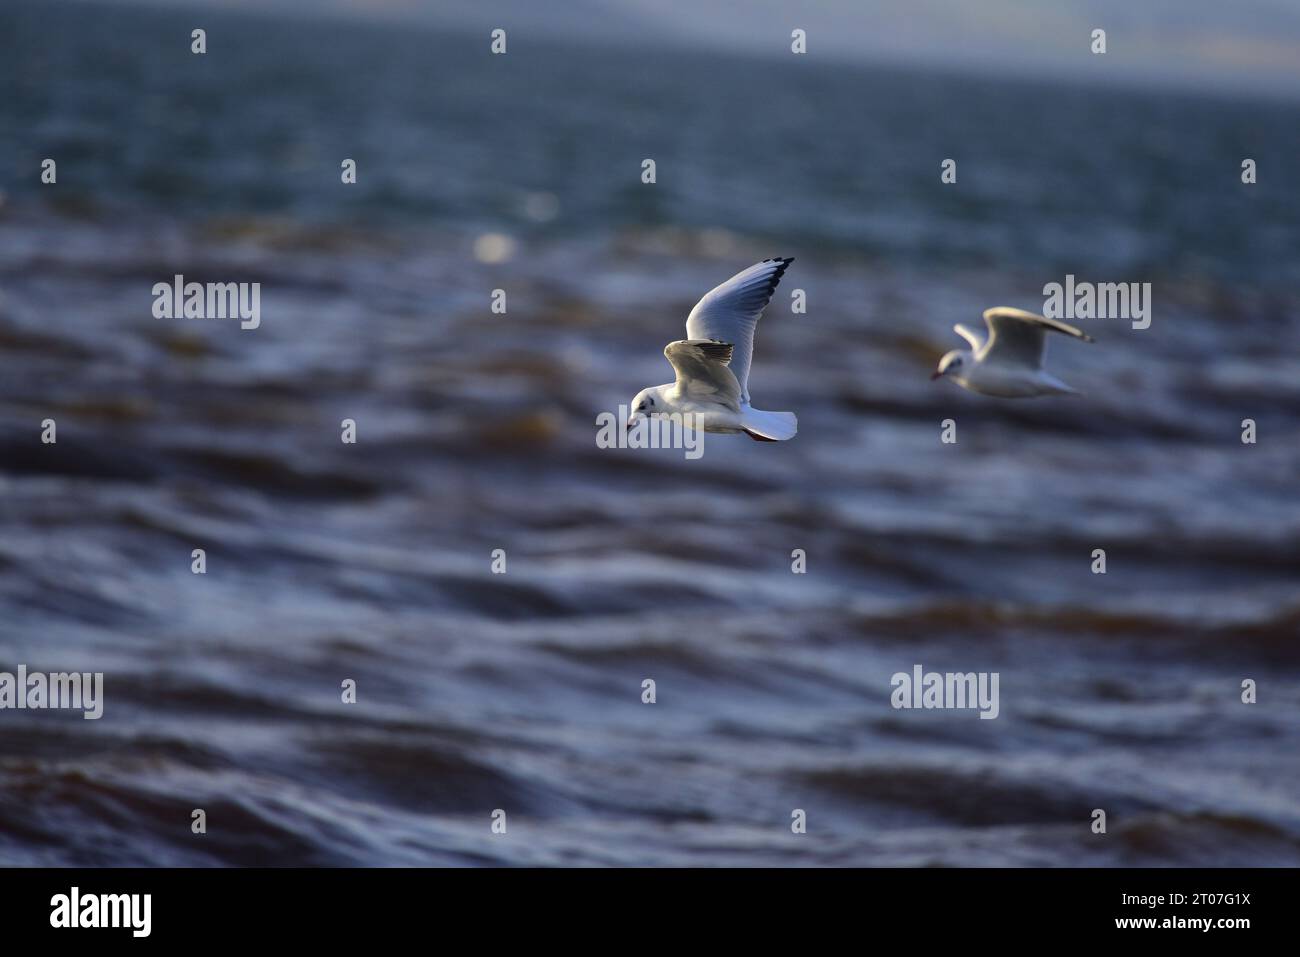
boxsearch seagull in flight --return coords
[627,258,798,441]
[932,306,1094,397]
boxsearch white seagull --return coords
[628,258,798,441]
[932,306,1094,397]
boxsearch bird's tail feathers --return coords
[741,408,797,441]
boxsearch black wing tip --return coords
[668,339,735,365]
[761,257,794,295]
[698,340,735,364]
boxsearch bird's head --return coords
[626,388,660,429]
[931,350,971,381]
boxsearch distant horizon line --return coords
[54,0,1300,106]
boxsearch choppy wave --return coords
[1,1,1298,866]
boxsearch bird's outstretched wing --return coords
[953,324,984,350]
[684,257,792,404]
[980,307,1093,368]
[663,339,742,407]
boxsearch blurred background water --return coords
[1,0,1299,866]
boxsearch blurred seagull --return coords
[628,258,798,441]
[932,306,1094,397]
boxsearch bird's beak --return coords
[930,370,943,380]
[626,415,638,431]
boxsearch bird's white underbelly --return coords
[655,396,745,433]
[961,365,1063,397]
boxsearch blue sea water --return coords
[0,0,1298,866]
